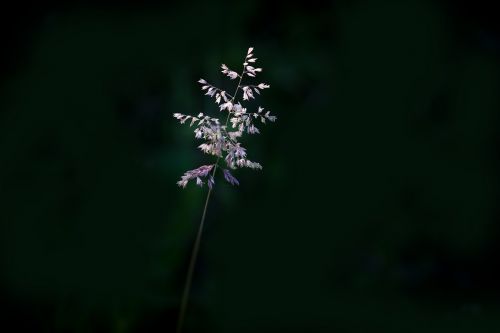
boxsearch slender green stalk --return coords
[176,186,212,333]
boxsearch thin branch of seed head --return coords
[209,52,249,178]
[246,84,267,89]
[204,84,235,100]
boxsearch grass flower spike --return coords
[174,47,276,333]
[174,47,276,189]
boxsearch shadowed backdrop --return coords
[1,0,500,332]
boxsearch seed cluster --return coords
[174,47,276,188]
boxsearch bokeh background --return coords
[1,0,500,332]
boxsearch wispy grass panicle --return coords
[174,47,276,188]
[174,47,276,333]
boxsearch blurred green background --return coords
[1,0,500,332]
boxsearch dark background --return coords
[1,0,500,332]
